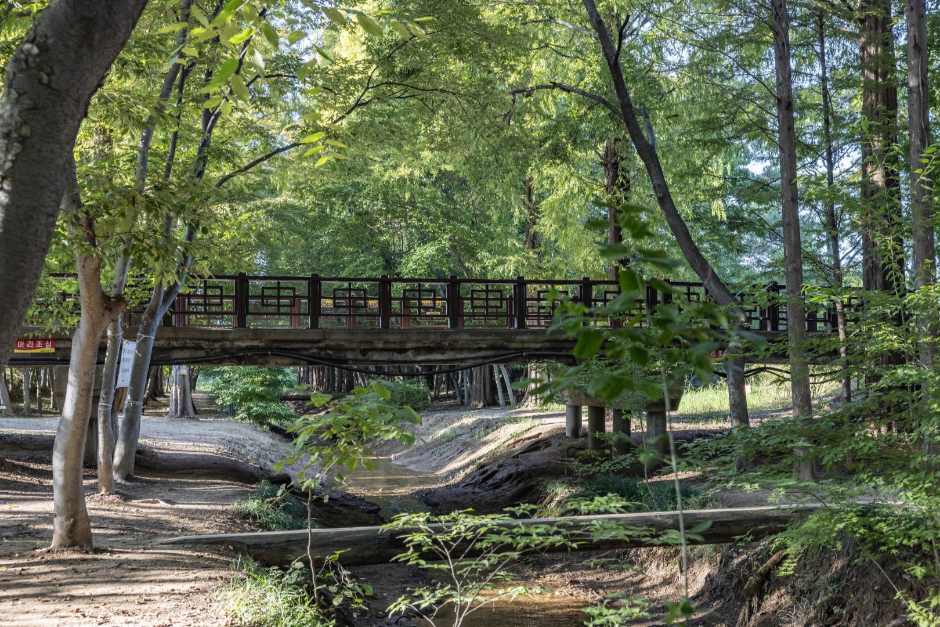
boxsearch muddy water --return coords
[327,456,438,518]
[334,457,594,626]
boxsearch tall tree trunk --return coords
[113,296,163,482]
[581,0,749,430]
[95,324,122,494]
[0,0,147,366]
[51,171,125,549]
[907,0,935,368]
[0,368,11,416]
[602,138,630,281]
[168,365,197,417]
[859,0,905,295]
[21,368,31,416]
[817,11,852,403]
[523,177,541,253]
[772,0,816,482]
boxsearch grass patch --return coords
[222,557,328,627]
[234,481,309,531]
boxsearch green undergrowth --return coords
[222,555,370,627]
[223,557,327,627]
[233,481,309,531]
[539,474,711,516]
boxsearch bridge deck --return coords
[9,326,796,367]
[10,274,838,366]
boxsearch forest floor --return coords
[0,394,894,626]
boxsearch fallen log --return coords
[157,504,819,567]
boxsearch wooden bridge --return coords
[10,274,840,366]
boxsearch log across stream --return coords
[159,504,820,567]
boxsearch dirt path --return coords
[0,407,304,627]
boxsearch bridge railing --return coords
[30,273,857,334]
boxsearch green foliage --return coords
[383,507,574,626]
[582,594,651,625]
[376,378,431,411]
[233,481,308,531]
[222,555,370,627]
[278,380,421,489]
[203,366,296,427]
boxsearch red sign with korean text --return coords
[14,339,55,353]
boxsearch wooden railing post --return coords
[235,273,249,328]
[379,275,391,329]
[579,276,593,310]
[514,276,527,329]
[768,282,780,331]
[447,275,460,329]
[309,273,320,329]
[645,281,658,315]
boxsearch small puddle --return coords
[326,456,441,518]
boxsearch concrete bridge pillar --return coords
[587,405,606,451]
[611,409,631,456]
[565,405,582,438]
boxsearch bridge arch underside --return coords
[10,327,810,368]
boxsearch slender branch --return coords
[510,82,623,121]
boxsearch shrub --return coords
[203,366,296,427]
[233,481,308,531]
[377,378,431,410]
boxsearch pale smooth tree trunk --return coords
[51,173,125,549]
[772,0,816,482]
[113,297,162,482]
[95,322,122,494]
[168,365,197,417]
[0,368,11,416]
[581,0,749,430]
[0,0,147,366]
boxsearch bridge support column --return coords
[646,409,668,467]
[587,406,606,451]
[565,405,582,438]
[611,409,631,456]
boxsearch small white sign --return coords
[116,340,137,388]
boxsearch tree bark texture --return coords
[771,0,816,482]
[0,0,148,367]
[859,0,905,295]
[168,365,197,417]
[906,0,935,369]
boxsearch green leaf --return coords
[302,145,325,157]
[158,22,189,34]
[574,328,604,359]
[355,13,383,36]
[299,132,325,144]
[324,139,347,148]
[323,7,345,24]
[287,30,306,44]
[203,96,224,109]
[216,58,240,82]
[261,21,279,47]
[229,27,255,45]
[389,19,412,39]
[231,75,250,101]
